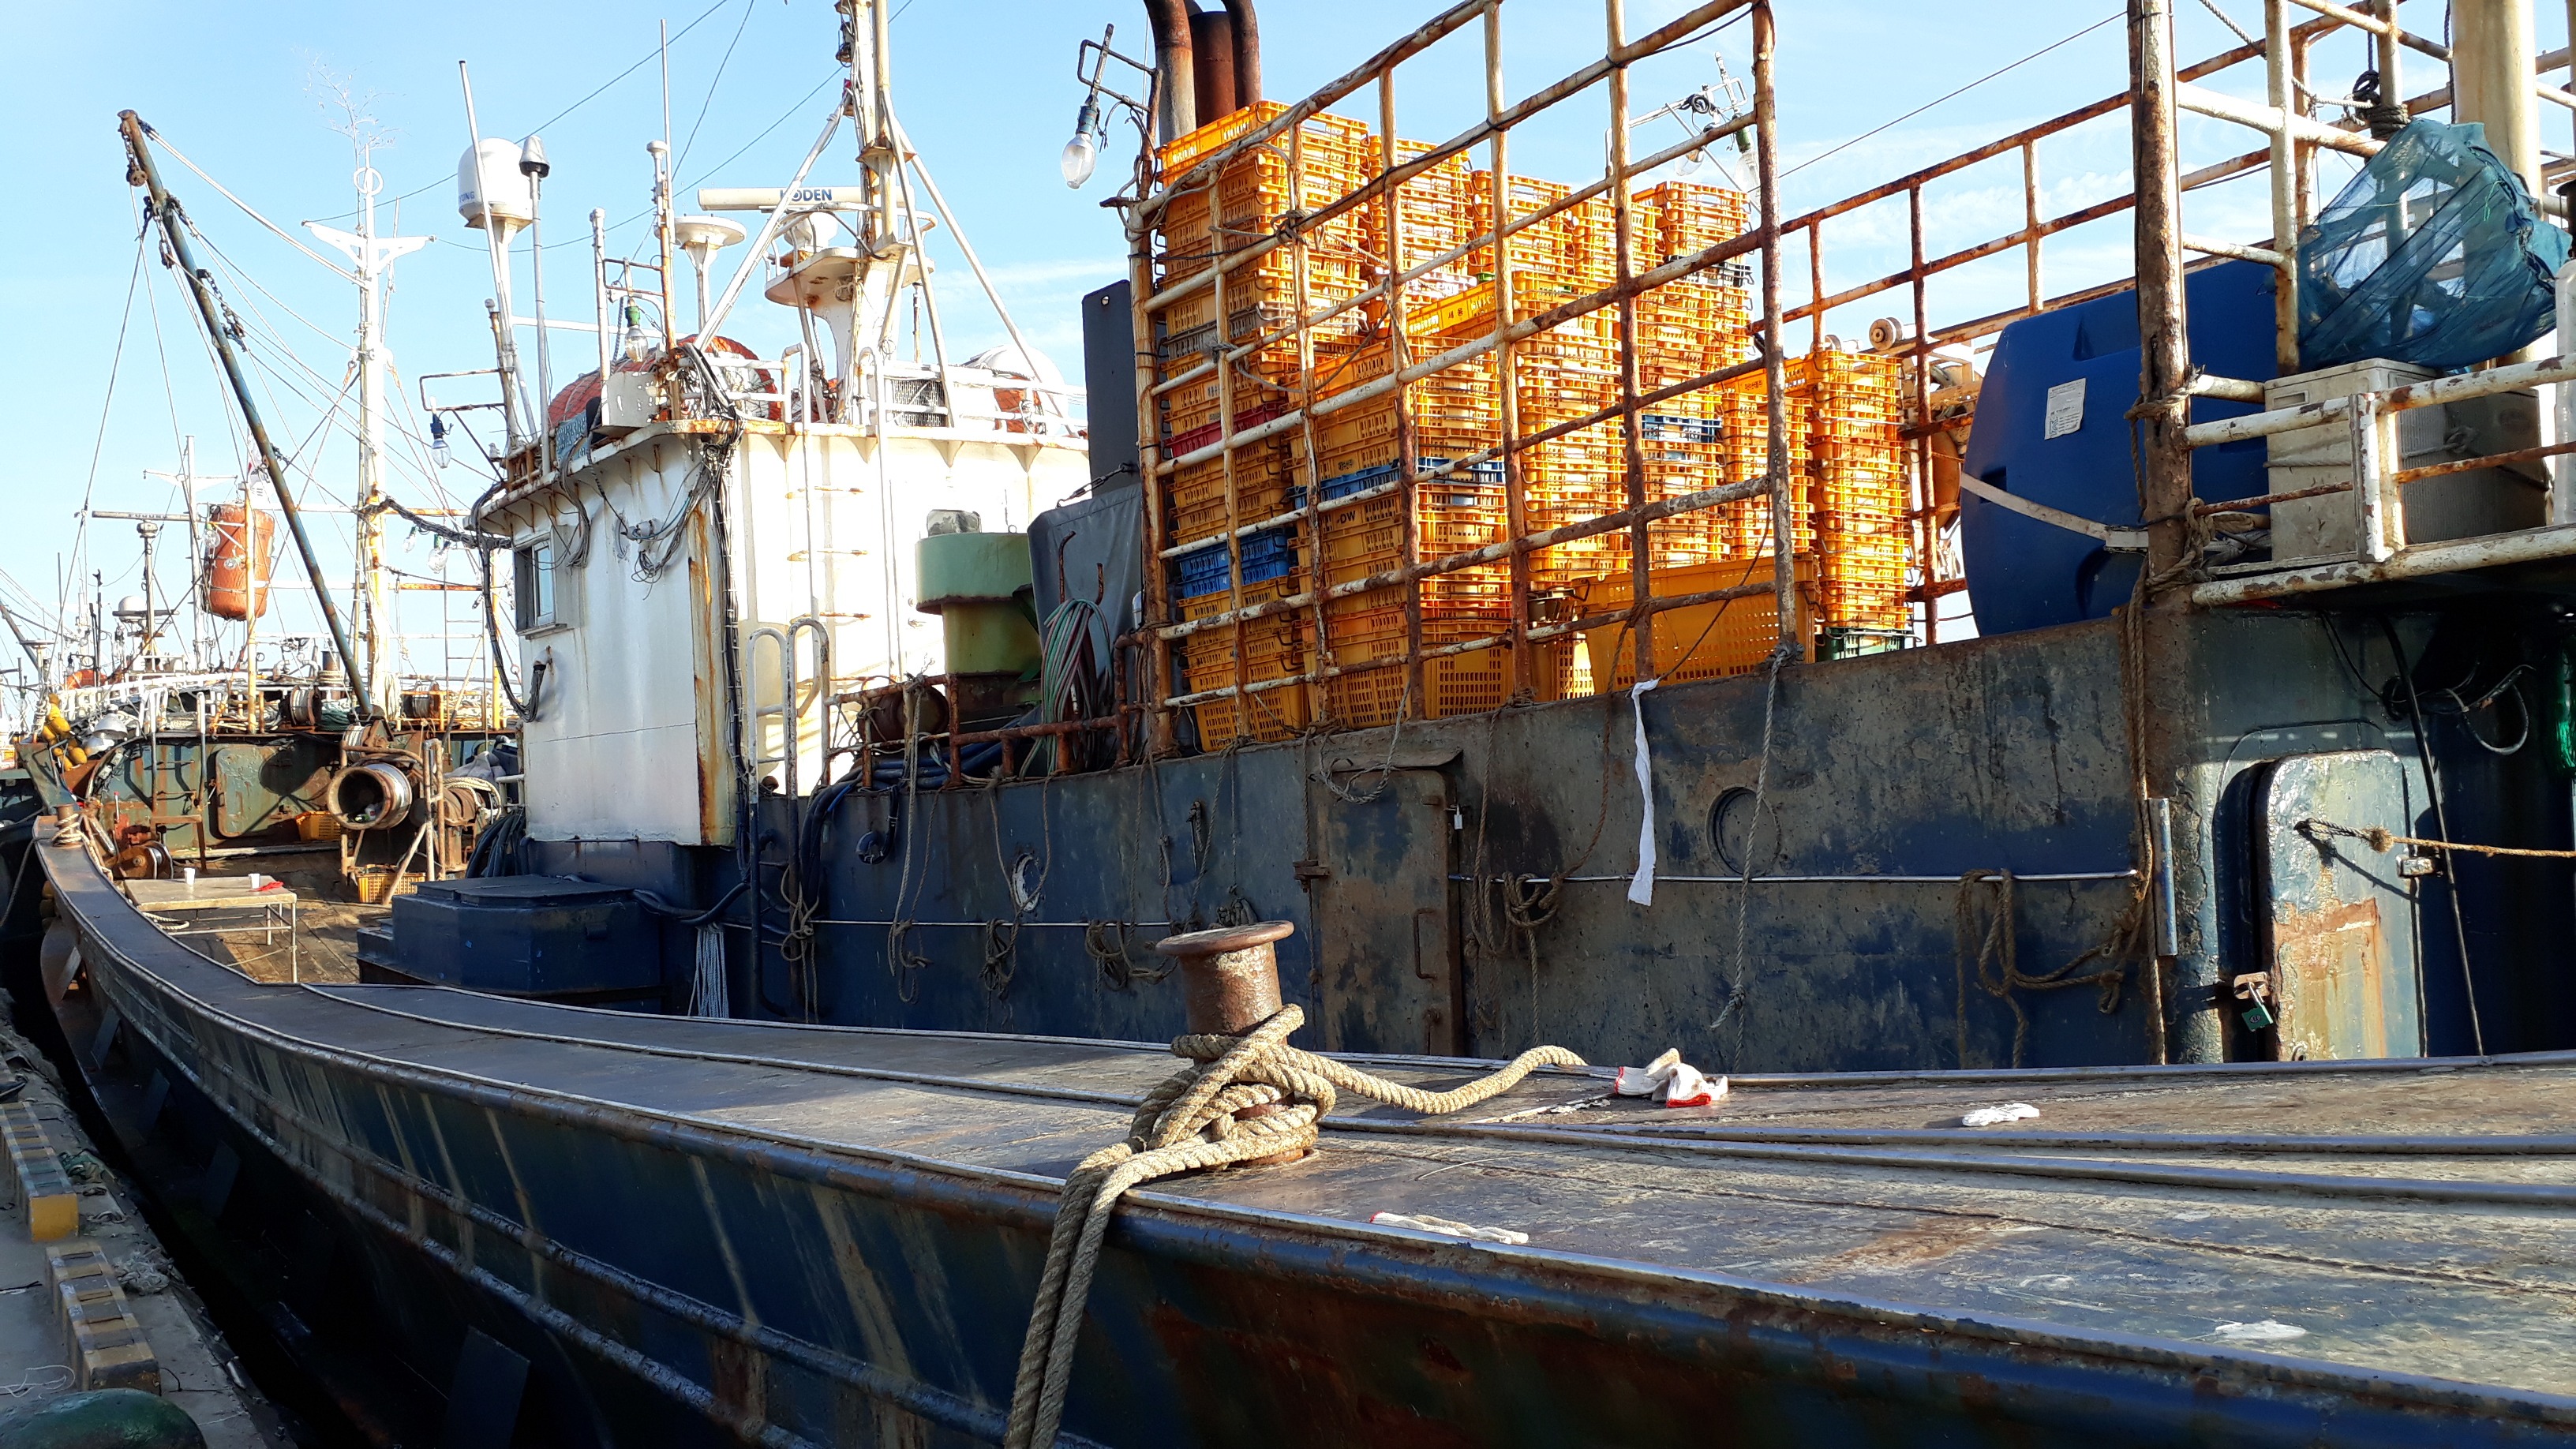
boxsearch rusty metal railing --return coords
[1103,0,2576,758]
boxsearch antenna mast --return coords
[309,136,431,716]
[120,110,377,721]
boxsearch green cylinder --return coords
[915,531,1041,679]
[0,1389,206,1449]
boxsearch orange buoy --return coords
[205,503,275,621]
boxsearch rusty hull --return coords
[37,826,2576,1446]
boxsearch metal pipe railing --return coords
[1126,0,2576,739]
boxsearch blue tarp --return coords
[2299,118,2570,373]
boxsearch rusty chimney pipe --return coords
[1190,4,1239,125]
[1220,0,1261,106]
[1143,0,1197,144]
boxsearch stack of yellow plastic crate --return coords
[1803,348,1910,635]
[1154,103,1377,743]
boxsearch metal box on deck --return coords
[388,875,661,1000]
[2264,359,2547,560]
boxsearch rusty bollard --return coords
[1153,920,1307,1165]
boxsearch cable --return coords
[74,226,151,587]
[1784,11,2123,181]
[2376,616,2486,1058]
[676,0,759,174]
[316,0,739,224]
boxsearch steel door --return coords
[2255,750,2423,1059]
[1312,769,1460,1056]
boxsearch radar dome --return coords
[458,140,536,235]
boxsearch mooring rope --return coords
[2305,818,2576,861]
[1002,1005,1585,1449]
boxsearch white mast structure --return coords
[308,140,431,716]
[140,436,237,672]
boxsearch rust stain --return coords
[2273,897,2385,1061]
[1790,1219,1996,1281]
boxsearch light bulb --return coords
[622,303,653,365]
[1061,95,1102,189]
[1061,133,1098,189]
[429,414,451,469]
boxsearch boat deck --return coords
[58,839,2576,1440]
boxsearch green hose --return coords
[2548,636,2576,780]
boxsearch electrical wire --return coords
[319,0,739,223]
[2376,617,2488,1058]
[1783,10,2124,181]
[67,223,152,629]
[675,0,759,174]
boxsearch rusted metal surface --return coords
[36,826,2576,1446]
[2254,751,2422,1062]
[1157,919,1292,1033]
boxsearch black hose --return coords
[477,549,543,723]
[633,879,748,928]
[2377,616,2487,1057]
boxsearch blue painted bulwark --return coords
[389,876,661,1001]
[34,830,2576,1447]
[1960,260,2275,635]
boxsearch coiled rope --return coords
[1003,1005,1585,1449]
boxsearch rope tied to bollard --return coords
[1002,1003,1586,1449]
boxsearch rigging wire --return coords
[675,0,759,174]
[135,125,355,280]
[69,223,152,627]
[1782,10,2124,181]
[516,65,843,253]
[318,0,739,223]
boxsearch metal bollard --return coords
[1154,920,1306,1164]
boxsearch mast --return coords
[120,110,377,721]
[309,144,431,717]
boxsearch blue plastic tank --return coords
[1959,260,2275,635]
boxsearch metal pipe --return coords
[1143,0,1197,143]
[2130,0,2196,584]
[458,66,530,449]
[1146,114,1746,395]
[2454,0,2543,193]
[120,112,375,723]
[1755,2,1795,658]
[1190,5,1237,122]
[2263,0,2301,376]
[1608,0,1655,684]
[1486,0,1535,698]
[592,208,612,382]
[1220,0,1261,105]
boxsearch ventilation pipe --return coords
[1220,0,1261,106]
[2451,0,2541,194]
[1191,4,1238,124]
[1143,0,1196,144]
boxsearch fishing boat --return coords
[17,0,2576,1440]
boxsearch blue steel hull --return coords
[39,831,2576,1447]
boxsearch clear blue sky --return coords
[5,0,2563,657]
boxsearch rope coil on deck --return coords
[1004,1005,1585,1449]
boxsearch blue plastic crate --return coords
[1176,528,1297,599]
[1639,413,1724,444]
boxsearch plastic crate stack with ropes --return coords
[1799,346,1910,648]
[1152,103,1373,743]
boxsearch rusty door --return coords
[1311,769,1461,1056]
[2254,750,2423,1060]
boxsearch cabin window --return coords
[514,540,569,634]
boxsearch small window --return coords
[514,540,567,634]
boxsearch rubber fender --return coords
[0,1390,205,1449]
